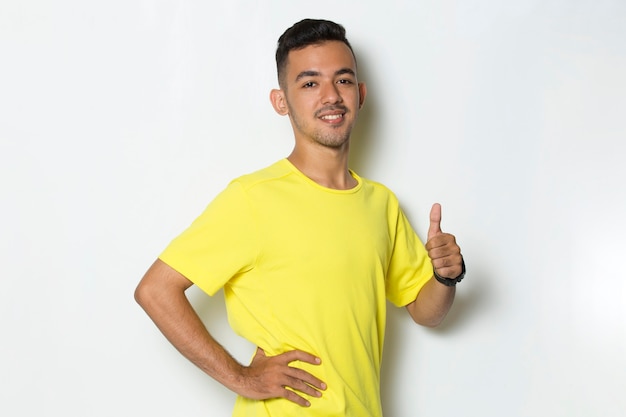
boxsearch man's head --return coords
[276,19,356,89]
[270,19,366,151]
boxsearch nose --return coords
[320,82,342,105]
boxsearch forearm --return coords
[135,261,245,393]
[135,259,326,406]
[405,277,455,327]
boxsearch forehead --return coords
[285,41,357,80]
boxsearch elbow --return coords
[406,278,455,328]
[134,259,194,315]
[409,311,446,328]
[417,316,445,328]
[134,280,150,309]
[406,301,448,328]
[134,275,162,311]
[134,260,167,309]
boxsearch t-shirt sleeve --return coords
[159,181,258,296]
[385,207,434,307]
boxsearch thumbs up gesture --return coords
[425,203,464,283]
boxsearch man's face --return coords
[273,41,366,149]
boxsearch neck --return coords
[287,143,356,190]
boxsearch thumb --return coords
[428,203,442,240]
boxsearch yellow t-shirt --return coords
[160,159,433,417]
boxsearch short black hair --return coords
[275,19,355,87]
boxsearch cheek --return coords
[291,97,317,116]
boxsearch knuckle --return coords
[292,379,308,391]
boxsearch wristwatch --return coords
[433,258,466,286]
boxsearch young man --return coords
[135,18,465,417]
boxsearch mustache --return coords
[314,105,349,118]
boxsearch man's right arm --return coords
[134,259,325,407]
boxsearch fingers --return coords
[285,362,326,392]
[427,234,463,278]
[282,387,313,407]
[428,203,442,240]
[282,368,325,406]
[425,232,456,251]
[278,349,321,366]
[430,252,464,279]
[426,203,464,279]
[276,349,326,393]
[243,348,325,407]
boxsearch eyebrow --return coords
[294,68,356,83]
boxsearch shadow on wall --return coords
[348,46,379,176]
[350,47,492,414]
[380,261,489,415]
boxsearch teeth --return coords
[321,114,342,120]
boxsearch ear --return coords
[270,89,289,115]
[358,82,367,109]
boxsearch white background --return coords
[2,1,625,416]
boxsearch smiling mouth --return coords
[317,106,348,123]
[320,114,344,121]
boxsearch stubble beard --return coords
[289,105,354,149]
[312,128,351,148]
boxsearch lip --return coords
[316,108,347,124]
[319,113,344,124]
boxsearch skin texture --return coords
[135,39,463,408]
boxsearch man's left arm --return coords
[406,203,464,327]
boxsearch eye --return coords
[338,79,354,85]
[303,81,316,88]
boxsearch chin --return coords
[313,130,352,148]
[316,137,350,149]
